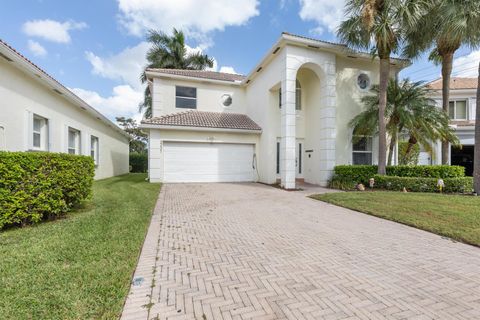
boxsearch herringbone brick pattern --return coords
[121,183,480,320]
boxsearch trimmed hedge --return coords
[373,175,473,194]
[334,165,465,185]
[0,152,94,229]
[129,152,147,173]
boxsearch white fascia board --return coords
[139,124,262,134]
[145,70,242,86]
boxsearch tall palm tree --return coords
[350,79,459,165]
[474,62,480,194]
[338,0,428,174]
[403,0,480,164]
[139,29,214,118]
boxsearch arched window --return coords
[296,80,301,110]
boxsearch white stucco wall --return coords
[0,58,129,180]
[151,77,246,117]
[147,128,260,182]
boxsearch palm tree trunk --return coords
[378,57,390,175]
[474,62,480,193]
[441,51,454,165]
[387,132,396,166]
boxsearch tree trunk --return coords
[474,62,480,193]
[441,51,454,165]
[378,57,390,175]
[387,131,396,166]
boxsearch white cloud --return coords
[85,42,150,89]
[219,66,237,74]
[116,0,259,46]
[22,19,87,43]
[452,50,480,77]
[298,0,346,35]
[71,85,144,122]
[27,40,47,57]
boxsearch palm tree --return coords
[139,29,214,118]
[338,0,428,174]
[349,79,459,165]
[403,0,480,164]
[474,62,480,194]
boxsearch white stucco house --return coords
[0,39,130,180]
[425,78,477,175]
[141,33,409,189]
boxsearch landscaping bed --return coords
[311,191,480,247]
[0,173,161,319]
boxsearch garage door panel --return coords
[163,142,255,183]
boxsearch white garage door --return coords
[163,142,255,183]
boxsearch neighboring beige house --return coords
[141,32,409,189]
[0,39,130,180]
[426,77,477,175]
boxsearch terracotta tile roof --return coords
[142,110,262,131]
[146,68,245,82]
[427,77,478,90]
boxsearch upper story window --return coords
[90,135,99,165]
[296,80,301,110]
[68,127,81,155]
[176,86,197,109]
[449,100,468,120]
[352,136,373,165]
[278,89,282,109]
[32,114,48,151]
[357,73,371,90]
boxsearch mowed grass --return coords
[311,191,480,247]
[0,173,161,319]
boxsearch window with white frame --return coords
[449,100,468,120]
[68,127,81,155]
[296,80,302,110]
[90,135,99,165]
[352,136,373,165]
[175,86,197,109]
[32,114,48,151]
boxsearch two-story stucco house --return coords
[0,39,130,180]
[141,33,409,189]
[426,77,477,175]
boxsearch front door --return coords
[296,139,304,179]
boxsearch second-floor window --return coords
[68,127,81,155]
[32,114,48,151]
[449,100,468,120]
[176,86,197,109]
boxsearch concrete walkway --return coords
[121,183,480,320]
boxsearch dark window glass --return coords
[278,89,282,109]
[353,137,372,152]
[353,153,372,165]
[298,143,302,174]
[176,86,196,98]
[176,86,197,109]
[276,142,280,174]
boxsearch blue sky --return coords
[1,0,479,121]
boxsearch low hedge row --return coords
[334,165,465,185]
[0,152,94,229]
[373,175,473,194]
[129,152,148,173]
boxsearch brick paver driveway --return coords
[122,183,480,320]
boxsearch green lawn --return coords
[0,173,161,319]
[311,191,480,247]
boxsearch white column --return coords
[280,62,297,189]
[318,62,337,186]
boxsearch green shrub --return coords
[328,175,357,191]
[398,141,420,165]
[0,152,94,229]
[334,165,465,185]
[129,152,148,173]
[373,175,473,193]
